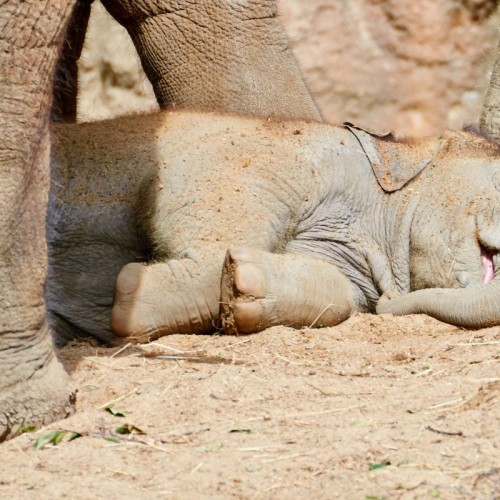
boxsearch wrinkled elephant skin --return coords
[49,111,500,344]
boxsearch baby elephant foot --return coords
[111,263,164,342]
[220,247,269,334]
[220,246,354,334]
[111,260,219,342]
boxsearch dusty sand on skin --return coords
[0,314,498,499]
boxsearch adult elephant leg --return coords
[221,247,355,334]
[0,0,76,440]
[101,0,321,121]
[52,0,94,122]
[377,279,500,328]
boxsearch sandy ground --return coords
[0,313,498,499]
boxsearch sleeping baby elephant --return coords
[49,110,500,344]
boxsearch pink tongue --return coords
[481,249,495,284]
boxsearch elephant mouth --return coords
[481,246,496,284]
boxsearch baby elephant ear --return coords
[345,123,443,192]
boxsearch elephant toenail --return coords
[235,264,265,296]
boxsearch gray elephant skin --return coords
[49,110,500,346]
[0,0,319,440]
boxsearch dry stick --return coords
[110,342,132,358]
[84,357,130,369]
[308,303,343,328]
[105,468,133,476]
[304,380,335,396]
[273,353,297,365]
[243,404,363,422]
[253,483,287,500]
[148,342,198,354]
[426,397,464,411]
[455,341,499,346]
[224,338,252,349]
[261,452,311,464]
[447,257,456,280]
[426,426,464,437]
[109,439,172,454]
[98,387,139,409]
[190,461,204,474]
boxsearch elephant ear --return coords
[345,123,444,192]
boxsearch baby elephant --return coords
[49,110,500,344]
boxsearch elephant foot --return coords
[220,246,270,334]
[112,263,151,341]
[0,328,76,441]
[220,246,355,334]
[111,260,220,342]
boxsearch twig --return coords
[273,353,296,365]
[447,258,456,279]
[190,461,204,474]
[261,452,310,464]
[110,342,132,358]
[105,468,135,476]
[225,338,252,349]
[147,342,199,354]
[244,404,363,422]
[84,357,129,369]
[304,381,335,396]
[426,426,464,437]
[98,387,138,409]
[455,341,499,346]
[427,397,464,410]
[308,303,342,328]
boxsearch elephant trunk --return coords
[480,39,500,141]
[376,278,500,328]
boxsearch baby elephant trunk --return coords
[377,278,500,329]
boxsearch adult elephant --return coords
[0,0,319,441]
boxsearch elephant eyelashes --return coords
[480,246,495,284]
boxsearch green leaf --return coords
[52,431,65,446]
[229,429,252,434]
[34,430,81,450]
[83,385,99,392]
[105,407,128,417]
[14,424,37,437]
[115,424,145,435]
[103,436,121,443]
[368,460,391,471]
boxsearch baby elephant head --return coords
[351,126,500,328]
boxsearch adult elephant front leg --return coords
[0,0,77,440]
[101,0,321,121]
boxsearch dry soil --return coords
[0,314,498,499]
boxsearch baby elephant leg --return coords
[221,247,355,334]
[112,254,224,342]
